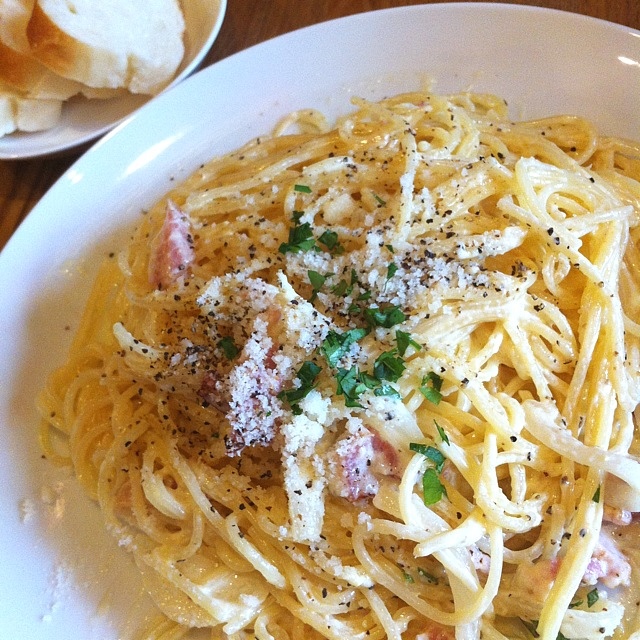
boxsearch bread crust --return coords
[0,40,40,89]
[26,1,184,93]
[26,3,94,84]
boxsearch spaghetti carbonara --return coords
[39,90,640,640]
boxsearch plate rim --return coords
[1,3,639,636]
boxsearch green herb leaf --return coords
[317,230,343,254]
[422,468,447,505]
[373,384,401,399]
[331,279,350,297]
[396,330,421,357]
[386,263,398,280]
[218,336,240,360]
[278,221,316,254]
[363,305,406,329]
[308,270,327,300]
[401,570,414,584]
[297,361,322,386]
[587,588,599,608]
[356,371,381,390]
[374,193,386,206]
[417,567,439,584]
[320,328,368,368]
[294,184,312,193]
[373,350,406,383]
[278,361,322,406]
[409,443,446,473]
[336,366,366,408]
[420,372,443,405]
[435,420,450,445]
[592,486,601,503]
[308,270,327,290]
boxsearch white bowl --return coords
[1,4,639,639]
[0,0,227,160]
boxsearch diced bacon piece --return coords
[327,430,378,502]
[603,504,633,526]
[511,557,560,603]
[148,199,195,290]
[198,370,230,413]
[582,529,631,589]
[370,434,400,476]
[326,429,399,502]
[416,624,455,640]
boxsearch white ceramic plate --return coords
[1,4,639,638]
[0,0,227,160]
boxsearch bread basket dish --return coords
[0,0,226,159]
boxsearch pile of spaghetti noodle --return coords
[39,90,640,640]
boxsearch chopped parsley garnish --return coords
[279,212,343,256]
[332,268,361,298]
[409,443,446,472]
[335,361,401,408]
[278,361,322,411]
[422,468,447,505]
[336,366,368,408]
[386,262,398,280]
[331,279,350,297]
[279,220,316,254]
[417,567,439,584]
[217,336,239,360]
[363,304,406,329]
[293,183,312,193]
[401,569,414,584]
[396,330,421,357]
[374,193,387,206]
[317,230,344,254]
[308,270,328,300]
[409,441,447,505]
[435,420,450,445]
[373,383,401,399]
[320,328,369,368]
[587,588,599,608]
[592,485,601,503]
[373,350,406,383]
[419,372,443,404]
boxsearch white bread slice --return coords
[26,0,185,95]
[0,85,62,136]
[0,0,32,52]
[0,0,123,100]
[0,39,83,99]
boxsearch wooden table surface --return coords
[1,0,639,252]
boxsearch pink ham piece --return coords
[148,199,195,289]
[509,529,630,600]
[582,529,631,589]
[416,627,455,640]
[326,428,399,502]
